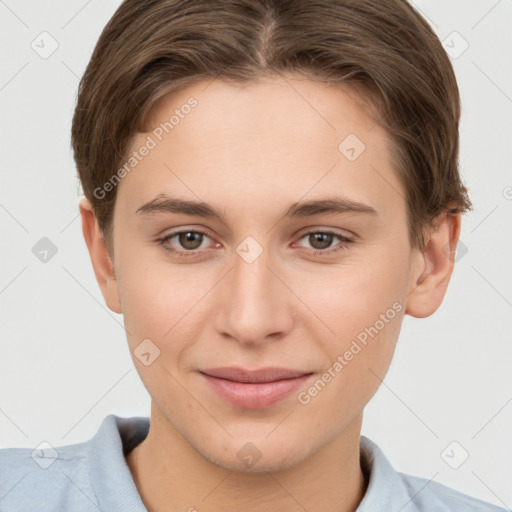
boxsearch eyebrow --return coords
[135,193,379,223]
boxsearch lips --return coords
[199,367,314,409]
[200,366,310,383]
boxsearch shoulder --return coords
[359,436,507,512]
[0,440,96,512]
[397,471,508,512]
[0,414,149,512]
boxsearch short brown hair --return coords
[71,0,472,251]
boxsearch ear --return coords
[405,211,462,318]
[79,197,122,314]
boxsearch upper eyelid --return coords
[295,227,352,239]
[292,231,353,251]
[161,227,215,243]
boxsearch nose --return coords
[214,243,294,346]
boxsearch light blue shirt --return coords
[0,414,507,511]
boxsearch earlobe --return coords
[79,198,122,314]
[405,212,461,318]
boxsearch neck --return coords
[126,405,367,512]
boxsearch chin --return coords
[194,434,313,474]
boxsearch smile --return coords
[198,367,315,409]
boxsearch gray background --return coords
[1,0,511,508]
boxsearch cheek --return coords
[294,246,408,399]
[292,245,408,338]
[298,300,404,419]
[116,245,214,348]
[115,254,209,402]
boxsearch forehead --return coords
[145,74,382,155]
[117,74,405,222]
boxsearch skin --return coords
[80,73,461,512]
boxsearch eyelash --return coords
[156,229,354,258]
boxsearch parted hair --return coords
[71,0,472,251]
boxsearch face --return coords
[104,73,424,472]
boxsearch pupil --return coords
[180,232,202,250]
[310,233,332,250]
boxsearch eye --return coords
[157,229,217,257]
[156,228,354,259]
[295,230,353,255]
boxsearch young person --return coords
[0,1,506,510]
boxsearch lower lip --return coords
[200,373,314,409]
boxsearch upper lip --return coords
[199,367,312,383]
